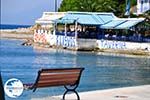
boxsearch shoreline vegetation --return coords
[0,28,150,56]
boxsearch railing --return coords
[56,31,75,37]
[98,34,150,43]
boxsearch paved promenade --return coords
[32,85,150,100]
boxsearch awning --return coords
[100,18,145,29]
[55,12,118,25]
[100,20,126,29]
[76,14,101,25]
[35,12,66,24]
[53,12,145,29]
[56,19,76,24]
[115,19,144,29]
[56,12,105,25]
[96,13,116,23]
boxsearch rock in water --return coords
[22,39,33,46]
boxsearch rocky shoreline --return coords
[1,28,33,39]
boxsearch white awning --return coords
[35,12,66,24]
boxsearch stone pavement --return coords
[32,85,150,100]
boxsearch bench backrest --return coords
[32,68,84,91]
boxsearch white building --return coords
[137,0,150,15]
[35,12,66,28]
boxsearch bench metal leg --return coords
[62,90,68,100]
[74,90,80,100]
[63,85,80,100]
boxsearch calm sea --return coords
[0,24,31,29]
[0,39,150,100]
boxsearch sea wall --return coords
[77,39,97,50]
[55,35,77,49]
[97,40,150,51]
[34,30,51,44]
[33,30,150,55]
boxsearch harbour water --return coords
[0,24,31,29]
[0,39,150,100]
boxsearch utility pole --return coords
[125,0,130,17]
[55,0,57,12]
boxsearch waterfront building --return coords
[34,12,150,51]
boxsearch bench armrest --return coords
[23,83,34,90]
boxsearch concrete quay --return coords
[32,85,150,100]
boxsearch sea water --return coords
[0,24,31,29]
[0,39,150,100]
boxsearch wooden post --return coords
[53,22,56,35]
[125,0,130,18]
[75,20,78,39]
[65,23,67,36]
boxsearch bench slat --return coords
[37,80,76,87]
[41,68,82,73]
[39,73,79,81]
[38,77,77,83]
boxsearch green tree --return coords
[58,0,137,17]
[74,0,100,12]
[58,0,77,11]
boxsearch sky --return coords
[1,0,62,25]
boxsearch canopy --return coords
[54,12,145,29]
[100,20,126,29]
[115,19,144,29]
[36,12,66,24]
[96,13,116,24]
[56,12,116,25]
[56,19,75,24]
[100,18,145,29]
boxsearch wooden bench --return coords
[24,67,84,100]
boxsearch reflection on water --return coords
[0,39,150,100]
